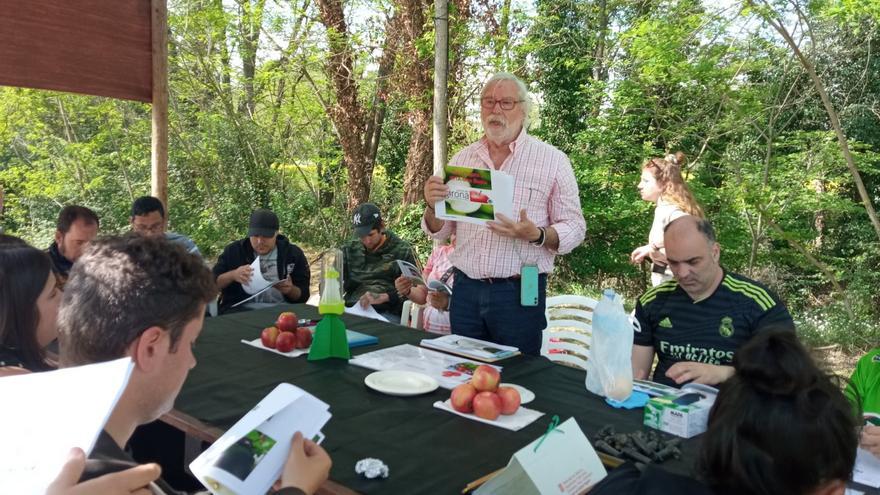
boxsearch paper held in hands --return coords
[0,358,134,495]
[189,383,331,495]
[473,417,607,495]
[241,256,270,295]
[396,260,452,294]
[434,165,514,226]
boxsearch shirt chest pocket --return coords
[513,185,551,224]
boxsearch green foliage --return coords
[2,0,880,351]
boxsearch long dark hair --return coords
[0,234,54,370]
[699,329,857,495]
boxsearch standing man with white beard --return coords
[421,73,586,355]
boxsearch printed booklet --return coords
[396,260,453,294]
[433,165,514,226]
[190,383,331,495]
[350,343,500,389]
[421,335,520,362]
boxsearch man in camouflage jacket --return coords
[342,203,417,322]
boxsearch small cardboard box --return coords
[642,383,718,438]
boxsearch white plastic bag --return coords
[585,289,634,401]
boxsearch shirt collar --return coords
[479,126,529,154]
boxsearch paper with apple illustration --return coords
[190,383,331,495]
[350,344,499,389]
[434,165,514,226]
[434,399,543,431]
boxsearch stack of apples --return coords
[450,365,521,421]
[260,311,313,353]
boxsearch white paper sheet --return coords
[433,399,544,431]
[242,256,270,295]
[0,358,134,494]
[854,447,880,488]
[345,303,389,322]
[350,344,499,389]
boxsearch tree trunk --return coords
[315,0,372,209]
[396,0,435,204]
[237,0,265,116]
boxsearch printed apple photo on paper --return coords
[443,166,495,220]
[442,361,478,377]
[214,429,277,482]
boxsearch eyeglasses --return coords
[480,97,523,110]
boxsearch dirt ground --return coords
[814,346,860,383]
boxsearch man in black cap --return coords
[213,209,310,313]
[341,202,417,322]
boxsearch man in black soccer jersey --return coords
[631,215,795,387]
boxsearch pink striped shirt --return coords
[422,129,586,279]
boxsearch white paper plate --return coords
[365,370,439,396]
[499,383,535,404]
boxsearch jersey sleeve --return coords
[633,299,653,347]
[754,295,796,333]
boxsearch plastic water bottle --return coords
[586,289,634,401]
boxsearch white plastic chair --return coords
[541,295,598,369]
[400,300,424,329]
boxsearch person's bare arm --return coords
[217,265,253,289]
[632,345,655,380]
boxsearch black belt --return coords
[455,267,546,284]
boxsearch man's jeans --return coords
[449,269,547,355]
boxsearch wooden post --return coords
[432,0,448,175]
[151,0,169,209]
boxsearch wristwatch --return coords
[529,227,546,247]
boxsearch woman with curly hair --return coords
[630,152,705,286]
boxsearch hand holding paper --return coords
[231,264,254,285]
[277,432,332,495]
[242,257,270,295]
[46,448,160,495]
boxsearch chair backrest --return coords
[400,300,423,329]
[541,295,598,370]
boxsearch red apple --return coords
[496,386,521,415]
[275,331,297,353]
[471,365,501,392]
[295,327,313,349]
[472,391,502,421]
[276,311,299,332]
[450,383,478,413]
[260,326,280,349]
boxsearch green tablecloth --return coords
[174,304,698,494]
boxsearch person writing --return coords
[630,152,704,286]
[594,329,857,495]
[632,216,794,386]
[846,347,880,458]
